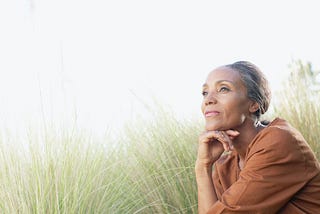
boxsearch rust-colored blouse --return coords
[209,118,320,213]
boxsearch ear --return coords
[249,102,260,113]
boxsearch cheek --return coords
[225,100,250,119]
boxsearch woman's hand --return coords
[195,130,239,214]
[196,130,240,168]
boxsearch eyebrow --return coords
[202,80,235,88]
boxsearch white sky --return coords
[0,0,319,138]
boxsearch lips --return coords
[205,110,220,117]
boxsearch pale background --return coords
[1,0,319,138]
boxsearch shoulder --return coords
[249,118,305,151]
[261,117,301,139]
[246,118,319,172]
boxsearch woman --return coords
[196,61,320,213]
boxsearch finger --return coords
[225,130,240,137]
[215,131,231,151]
[199,130,221,144]
[199,131,231,152]
[218,131,235,151]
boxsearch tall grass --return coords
[0,60,319,213]
[120,111,201,213]
[0,111,202,213]
[0,127,133,213]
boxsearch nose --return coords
[204,91,218,105]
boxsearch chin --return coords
[205,123,224,131]
[205,120,235,131]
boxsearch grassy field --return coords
[0,111,201,213]
[0,61,319,213]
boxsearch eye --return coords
[218,86,230,93]
[202,91,208,96]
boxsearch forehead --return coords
[205,66,243,86]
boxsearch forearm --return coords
[195,162,218,214]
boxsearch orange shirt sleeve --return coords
[208,124,320,214]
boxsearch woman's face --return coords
[201,66,254,131]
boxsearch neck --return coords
[232,119,264,161]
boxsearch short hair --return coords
[226,61,271,119]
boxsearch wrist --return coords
[195,160,214,175]
[195,158,214,168]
